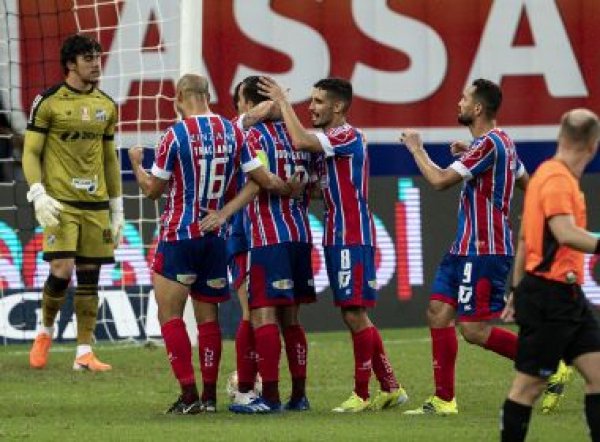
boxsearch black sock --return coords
[202,382,217,403]
[585,393,600,442]
[501,398,532,442]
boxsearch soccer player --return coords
[128,73,292,414]
[500,108,600,442]
[258,76,408,413]
[24,34,123,372]
[399,79,531,415]
[205,76,316,414]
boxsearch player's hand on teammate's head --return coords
[399,129,424,154]
[199,210,226,232]
[450,140,470,157]
[258,76,289,103]
[26,183,63,228]
[128,146,144,165]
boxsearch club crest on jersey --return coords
[81,106,90,121]
[95,109,107,121]
[272,279,294,290]
[102,229,113,244]
[207,278,227,289]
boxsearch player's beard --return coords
[458,113,473,126]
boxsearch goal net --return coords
[0,0,194,344]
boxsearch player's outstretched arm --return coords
[258,77,323,153]
[199,180,260,232]
[247,165,302,197]
[400,129,462,191]
[128,146,168,200]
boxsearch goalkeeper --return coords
[23,34,123,372]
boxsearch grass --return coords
[0,327,588,441]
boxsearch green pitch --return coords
[0,327,588,441]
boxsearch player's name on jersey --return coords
[191,143,235,156]
[272,150,311,161]
[188,132,236,145]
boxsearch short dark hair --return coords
[313,77,352,111]
[241,76,268,106]
[60,34,102,75]
[471,78,502,119]
[232,81,242,111]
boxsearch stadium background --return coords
[1,0,599,343]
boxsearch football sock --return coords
[161,318,195,387]
[585,393,600,441]
[76,344,92,358]
[254,323,281,404]
[484,327,518,360]
[197,321,221,402]
[181,383,199,404]
[431,327,458,401]
[501,398,532,442]
[42,275,69,328]
[73,295,99,345]
[370,326,399,392]
[235,320,257,393]
[351,327,374,400]
[283,325,308,400]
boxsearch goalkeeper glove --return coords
[109,197,124,247]
[26,183,63,228]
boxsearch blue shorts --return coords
[324,245,377,308]
[248,242,316,309]
[430,253,512,321]
[226,211,247,261]
[152,235,230,303]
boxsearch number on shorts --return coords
[199,157,227,199]
[462,262,472,283]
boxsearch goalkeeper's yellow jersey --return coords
[25,82,117,205]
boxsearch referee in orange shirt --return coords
[500,108,600,441]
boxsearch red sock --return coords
[431,327,457,401]
[254,323,281,403]
[236,319,257,393]
[484,327,518,360]
[161,318,195,387]
[370,327,399,392]
[283,325,308,400]
[351,327,374,400]
[197,321,222,402]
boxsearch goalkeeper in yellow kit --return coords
[23,34,123,371]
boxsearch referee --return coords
[500,108,600,441]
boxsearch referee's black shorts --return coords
[514,273,600,378]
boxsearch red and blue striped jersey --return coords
[448,128,525,256]
[151,114,261,242]
[314,123,376,247]
[244,120,314,248]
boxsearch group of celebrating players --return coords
[22,34,600,441]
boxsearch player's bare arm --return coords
[247,165,305,197]
[241,100,281,129]
[128,146,167,200]
[548,214,600,254]
[200,180,260,232]
[502,227,525,323]
[400,129,462,190]
[258,76,323,153]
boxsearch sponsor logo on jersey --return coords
[272,279,294,290]
[102,229,113,244]
[176,274,197,285]
[207,277,227,289]
[81,106,90,121]
[47,234,56,245]
[71,176,98,194]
